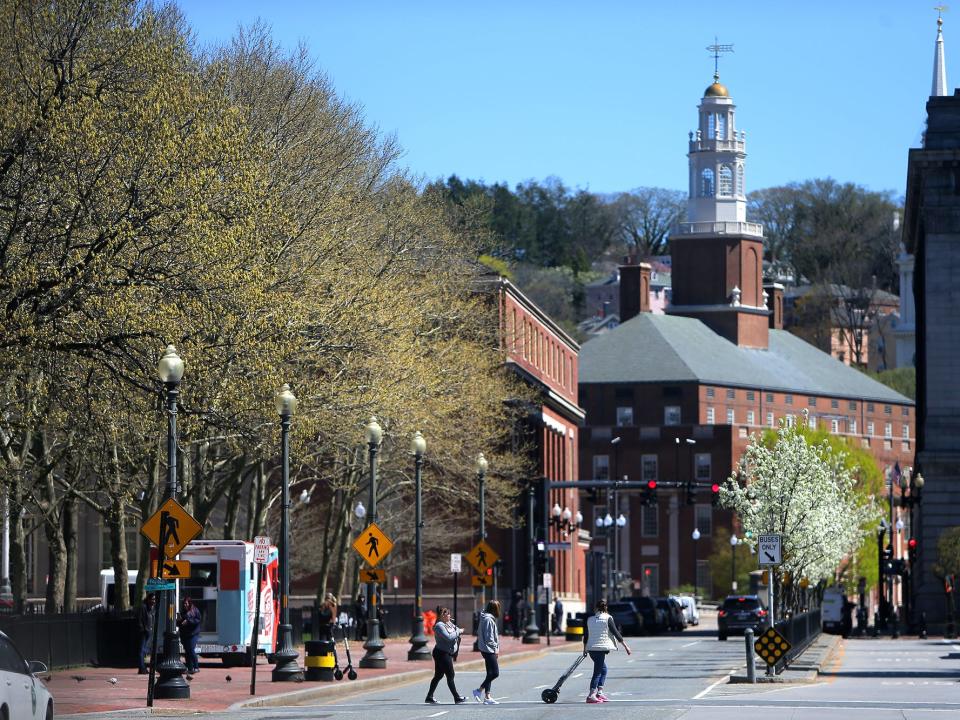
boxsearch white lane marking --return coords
[627,659,635,663]
[692,670,735,700]
[647,652,655,657]
[533,684,550,689]
[427,712,448,718]
[681,641,700,648]
[572,672,584,678]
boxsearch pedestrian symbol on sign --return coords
[365,532,380,558]
[351,522,393,568]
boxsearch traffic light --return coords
[685,482,696,505]
[711,483,721,506]
[908,537,918,564]
[643,479,658,507]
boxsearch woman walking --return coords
[472,600,501,704]
[583,599,631,703]
[425,607,467,704]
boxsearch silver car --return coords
[0,631,53,720]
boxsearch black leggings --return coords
[480,651,499,693]
[428,648,460,699]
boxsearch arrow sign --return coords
[764,551,776,563]
[361,568,386,584]
[758,534,782,566]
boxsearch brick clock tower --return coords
[668,72,770,348]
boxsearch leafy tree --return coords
[860,367,916,400]
[611,187,686,258]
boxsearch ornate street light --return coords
[359,417,386,668]
[692,528,701,599]
[408,432,430,661]
[730,534,740,592]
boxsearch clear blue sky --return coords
[177,1,946,199]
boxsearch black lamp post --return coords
[408,432,430,661]
[154,345,189,700]
[730,534,739,592]
[692,528,701,599]
[272,384,302,681]
[472,453,489,651]
[523,483,540,643]
[359,417,386,668]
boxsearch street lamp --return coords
[730,534,740,592]
[359,417,386,668]
[473,452,489,652]
[692,528,701,599]
[272,384,303,681]
[154,345,189,700]
[408,431,430,661]
[523,483,540,643]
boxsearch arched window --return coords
[718,165,733,196]
[700,168,715,197]
[707,114,715,139]
[737,165,744,196]
[716,114,726,139]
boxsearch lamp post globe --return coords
[272,384,303,682]
[408,431,430,660]
[562,507,572,521]
[153,345,189,701]
[360,417,386,668]
[552,503,562,518]
[354,501,366,519]
[915,473,925,489]
[692,529,701,541]
[575,511,583,525]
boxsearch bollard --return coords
[304,640,335,681]
[564,617,584,642]
[744,629,756,684]
[920,611,928,639]
[891,610,899,639]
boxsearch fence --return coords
[0,611,135,669]
[775,608,822,669]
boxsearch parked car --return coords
[717,594,767,640]
[629,596,667,634]
[656,597,686,631]
[821,586,852,637]
[607,601,644,636]
[0,630,53,720]
[675,595,700,626]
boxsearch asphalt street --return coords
[175,632,960,720]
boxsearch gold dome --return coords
[704,81,729,97]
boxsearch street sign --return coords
[543,572,553,589]
[352,522,393,568]
[151,559,191,580]
[758,534,782,566]
[253,535,271,564]
[450,553,462,573]
[471,574,493,587]
[145,577,175,592]
[466,540,499,574]
[754,626,791,666]
[360,567,386,584]
[140,498,203,559]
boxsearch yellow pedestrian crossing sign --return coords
[466,540,499,574]
[140,498,203,559]
[754,626,791,666]
[352,522,393,568]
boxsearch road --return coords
[182,632,960,720]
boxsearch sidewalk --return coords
[56,633,573,717]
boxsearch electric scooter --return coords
[541,652,588,703]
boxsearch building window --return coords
[593,455,610,480]
[867,421,875,436]
[785,395,793,405]
[867,403,875,412]
[884,405,892,415]
[664,406,681,426]
[767,412,775,427]
[746,391,755,401]
[706,387,715,398]
[641,455,658,483]
[695,453,711,481]
[716,113,726,138]
[849,401,857,411]
[830,419,839,434]
[641,505,659,538]
[641,564,660,596]
[808,414,817,430]
[737,165,744,196]
[902,424,910,439]
[850,419,857,435]
[726,389,735,399]
[884,423,893,439]
[616,406,634,427]
[701,168,715,197]
[719,165,733,196]
[902,407,910,417]
[766,393,774,403]
[786,415,795,428]
[706,406,715,424]
[726,408,735,424]
[746,410,755,425]
[831,399,839,409]
[695,505,713,536]
[808,397,817,407]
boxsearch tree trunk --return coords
[223,476,241,540]
[135,452,161,604]
[43,475,66,614]
[63,495,78,613]
[250,462,268,538]
[108,495,130,612]
[10,495,27,613]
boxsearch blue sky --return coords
[177,1,946,199]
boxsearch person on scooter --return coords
[583,598,631,703]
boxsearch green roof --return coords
[579,313,912,404]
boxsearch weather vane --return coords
[936,5,949,25]
[706,37,734,80]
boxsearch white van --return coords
[821,586,848,636]
[675,595,700,626]
[100,569,139,609]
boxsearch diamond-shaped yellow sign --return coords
[352,522,393,568]
[466,540,499,574]
[754,626,791,666]
[140,498,203,559]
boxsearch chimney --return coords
[764,282,784,329]
[620,260,652,321]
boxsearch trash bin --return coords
[304,640,335,681]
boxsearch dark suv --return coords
[629,596,667,634]
[717,594,767,640]
[607,601,644,636]
[655,597,686,631]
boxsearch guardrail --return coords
[775,608,821,670]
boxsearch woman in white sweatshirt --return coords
[582,599,631,703]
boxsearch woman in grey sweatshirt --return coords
[426,607,467,704]
[472,600,501,704]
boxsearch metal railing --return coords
[775,608,822,669]
[674,221,764,237]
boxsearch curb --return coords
[233,642,573,709]
[727,633,842,684]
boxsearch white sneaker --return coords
[483,698,499,705]
[472,689,483,703]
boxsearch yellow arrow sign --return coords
[352,522,393,568]
[360,567,386,584]
[466,540,499,575]
[140,498,203,559]
[471,574,493,588]
[151,559,191,580]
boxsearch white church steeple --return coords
[933,6,948,96]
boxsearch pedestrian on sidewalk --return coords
[318,593,338,641]
[472,600,501,705]
[425,607,467,705]
[507,592,522,638]
[354,593,367,640]
[553,597,564,635]
[177,596,202,674]
[137,593,156,674]
[583,598,631,703]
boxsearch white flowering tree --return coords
[720,411,877,607]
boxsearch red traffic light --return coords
[644,568,652,576]
[647,480,657,490]
[486,567,493,576]
[711,483,721,493]
[908,538,918,550]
